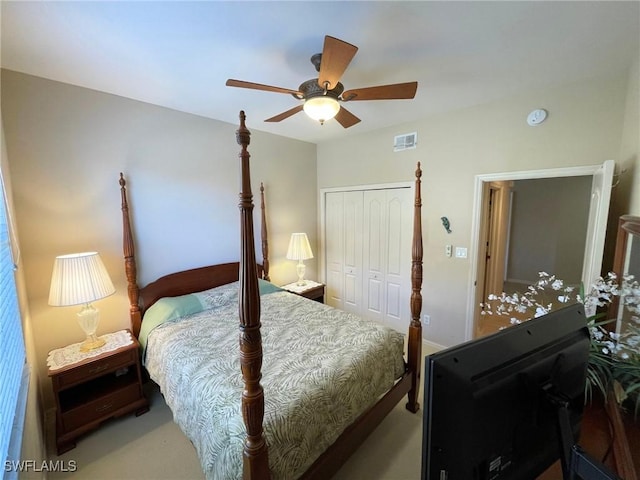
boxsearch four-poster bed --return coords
[119,111,423,479]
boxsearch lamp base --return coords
[296,261,307,286]
[80,335,106,352]
[77,303,104,352]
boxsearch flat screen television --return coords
[421,303,617,480]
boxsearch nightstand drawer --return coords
[54,349,136,389]
[62,383,140,432]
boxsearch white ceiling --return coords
[2,1,638,144]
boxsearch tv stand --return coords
[570,445,622,480]
[550,390,622,480]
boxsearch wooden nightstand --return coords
[281,280,325,303]
[47,330,149,454]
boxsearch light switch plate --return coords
[455,247,468,258]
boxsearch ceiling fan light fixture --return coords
[303,96,340,124]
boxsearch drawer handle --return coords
[88,364,111,375]
[95,403,114,413]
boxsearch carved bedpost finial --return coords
[236,110,251,148]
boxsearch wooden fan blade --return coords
[317,36,358,90]
[342,82,418,101]
[334,106,361,129]
[264,105,304,123]
[226,79,302,97]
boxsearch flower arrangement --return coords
[481,272,640,415]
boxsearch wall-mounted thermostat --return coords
[527,109,548,126]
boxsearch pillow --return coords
[258,278,283,295]
[195,281,239,309]
[138,293,204,354]
[195,279,281,308]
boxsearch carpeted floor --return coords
[47,344,441,480]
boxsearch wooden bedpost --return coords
[119,173,142,338]
[236,111,270,479]
[260,182,270,282]
[406,162,423,413]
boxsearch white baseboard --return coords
[422,338,446,354]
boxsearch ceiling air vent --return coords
[393,132,417,152]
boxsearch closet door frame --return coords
[319,181,414,318]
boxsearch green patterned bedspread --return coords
[144,282,406,479]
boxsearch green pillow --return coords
[258,278,283,295]
[138,293,204,359]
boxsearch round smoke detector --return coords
[527,109,548,126]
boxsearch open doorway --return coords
[467,161,615,340]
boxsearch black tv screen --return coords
[422,303,591,480]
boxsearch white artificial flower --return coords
[551,280,563,290]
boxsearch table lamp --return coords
[286,233,313,286]
[48,252,116,352]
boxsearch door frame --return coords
[466,161,615,340]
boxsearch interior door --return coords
[483,181,513,300]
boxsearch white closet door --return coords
[342,191,363,314]
[363,190,386,321]
[325,191,363,313]
[325,192,345,309]
[363,188,412,331]
[384,188,412,332]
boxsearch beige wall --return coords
[603,57,640,268]
[318,72,634,347]
[618,56,640,215]
[1,70,317,412]
[506,176,591,285]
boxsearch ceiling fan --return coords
[226,35,418,128]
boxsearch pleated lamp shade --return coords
[286,233,314,261]
[48,252,115,306]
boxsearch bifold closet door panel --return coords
[325,191,363,314]
[363,188,412,332]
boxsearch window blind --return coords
[0,175,25,468]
